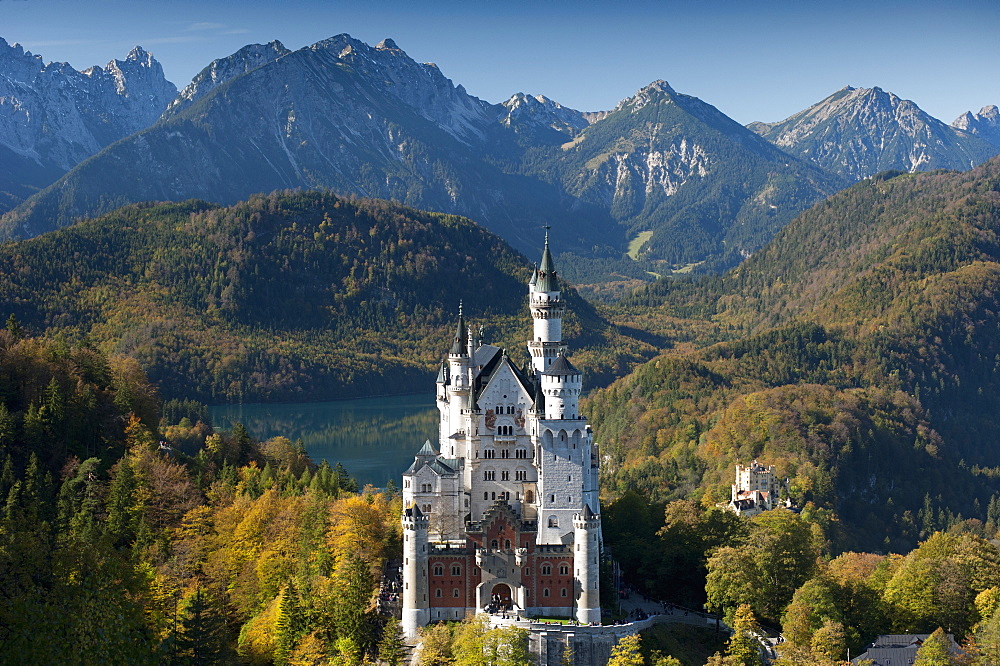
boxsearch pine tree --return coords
[274,582,306,665]
[173,587,231,664]
[333,553,376,654]
[378,617,405,666]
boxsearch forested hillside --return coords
[0,328,410,662]
[0,191,653,403]
[590,157,1000,554]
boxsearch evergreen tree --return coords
[333,553,375,653]
[378,617,405,666]
[274,582,306,666]
[173,587,231,665]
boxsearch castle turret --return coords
[540,353,582,420]
[573,504,601,624]
[528,233,567,373]
[401,504,430,638]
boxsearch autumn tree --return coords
[606,634,643,666]
[914,627,956,666]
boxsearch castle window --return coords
[561,588,568,597]
[435,589,442,598]
[453,588,460,598]
[491,539,499,549]
[501,449,510,458]
[523,568,530,576]
[501,470,509,481]
[484,449,496,459]
[491,492,496,500]
[543,588,550,597]
[484,492,489,500]
[505,539,511,549]
[423,504,432,513]
[484,470,495,481]
[548,516,558,528]
[515,448,527,459]
[559,563,569,575]
[404,480,410,488]
[541,563,552,576]
[452,564,462,576]
[515,470,526,481]
[550,495,555,504]
[434,564,444,576]
[525,491,534,503]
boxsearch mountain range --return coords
[0,34,997,282]
[746,86,998,182]
[0,38,176,213]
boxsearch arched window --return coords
[515,469,527,481]
[541,563,552,576]
[548,516,558,528]
[452,564,462,576]
[434,564,444,576]
[453,588,461,598]
[561,588,568,597]
[525,491,534,504]
[504,539,511,549]
[491,539,499,549]
[435,589,442,597]
[559,563,569,575]
[543,588,550,597]
[484,492,489,500]
[501,470,509,481]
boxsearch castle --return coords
[400,236,601,637]
[728,460,781,517]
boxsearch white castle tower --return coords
[400,235,602,637]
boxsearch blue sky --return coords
[3,0,998,125]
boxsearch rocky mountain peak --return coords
[498,92,588,134]
[748,86,1000,181]
[164,40,290,117]
[952,105,1000,148]
[618,80,678,112]
[0,39,176,183]
[309,33,495,144]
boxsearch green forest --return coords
[0,191,655,403]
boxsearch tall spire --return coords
[536,229,559,292]
[450,301,468,356]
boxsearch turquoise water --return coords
[209,394,437,488]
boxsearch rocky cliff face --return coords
[748,86,999,182]
[952,105,1000,148]
[0,38,176,211]
[537,80,843,269]
[499,92,590,135]
[164,41,291,117]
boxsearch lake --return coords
[209,394,438,488]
